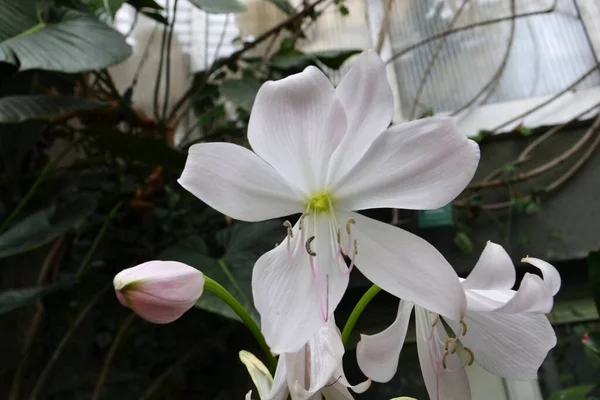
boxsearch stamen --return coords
[325,375,342,387]
[345,218,355,235]
[305,236,317,256]
[344,240,358,275]
[431,313,440,327]
[464,347,475,366]
[460,320,468,336]
[283,220,293,258]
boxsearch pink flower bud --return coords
[113,261,204,324]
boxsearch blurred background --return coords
[1,0,600,398]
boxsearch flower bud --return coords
[113,260,204,324]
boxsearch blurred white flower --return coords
[356,242,561,399]
[179,49,480,353]
[240,320,370,400]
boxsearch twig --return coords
[91,313,136,400]
[488,64,599,133]
[409,0,469,120]
[162,0,179,122]
[167,0,328,122]
[76,202,123,277]
[468,115,600,190]
[385,0,557,65]
[451,0,516,117]
[8,238,67,400]
[518,101,600,162]
[28,285,112,400]
[138,324,236,400]
[375,0,394,55]
[153,0,170,119]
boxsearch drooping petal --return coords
[252,217,349,353]
[327,50,394,184]
[415,307,471,400]
[178,142,302,221]
[343,212,466,321]
[269,354,291,400]
[239,350,274,400]
[461,241,516,291]
[333,117,480,211]
[450,311,556,380]
[356,300,414,383]
[248,66,347,193]
[522,257,561,296]
[465,273,553,314]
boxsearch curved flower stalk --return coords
[114,260,204,324]
[241,320,370,400]
[179,49,480,353]
[356,242,561,399]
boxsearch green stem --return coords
[0,139,81,233]
[76,202,123,277]
[341,285,381,347]
[203,276,277,372]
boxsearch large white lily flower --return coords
[356,242,561,399]
[179,50,480,353]
[240,320,370,400]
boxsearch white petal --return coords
[465,273,553,314]
[246,391,253,400]
[415,307,471,400]
[522,257,561,296]
[239,350,273,400]
[321,382,354,400]
[452,311,556,380]
[344,212,466,321]
[269,354,290,400]
[462,241,516,291]
[356,300,414,383]
[248,66,347,193]
[252,217,349,353]
[178,143,302,221]
[327,50,394,184]
[333,117,480,210]
[287,324,344,399]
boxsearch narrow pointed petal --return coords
[333,117,480,211]
[415,307,471,400]
[357,300,414,383]
[179,142,302,221]
[246,391,253,400]
[344,212,466,320]
[269,354,291,400]
[239,350,273,400]
[462,242,516,291]
[327,50,394,184]
[450,311,556,380]
[248,66,347,193]
[252,218,349,353]
[522,257,561,295]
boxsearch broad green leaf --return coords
[188,0,247,13]
[0,0,132,72]
[0,195,97,259]
[0,95,107,123]
[159,221,284,322]
[84,0,127,23]
[266,0,296,15]
[589,250,600,314]
[0,275,77,315]
[92,129,187,170]
[549,385,596,400]
[219,77,262,113]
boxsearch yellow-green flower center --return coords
[306,191,335,215]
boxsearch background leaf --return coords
[0,194,97,259]
[0,95,107,123]
[549,385,597,400]
[159,221,284,322]
[588,250,600,314]
[0,276,77,315]
[219,77,262,113]
[188,0,247,13]
[0,0,132,72]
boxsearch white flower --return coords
[356,242,561,399]
[179,50,480,353]
[240,320,370,400]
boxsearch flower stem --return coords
[341,285,381,347]
[203,276,276,372]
